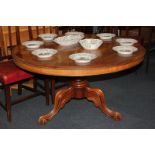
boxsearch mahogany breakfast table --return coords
[12,35,145,125]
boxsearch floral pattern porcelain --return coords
[112,45,138,56]
[96,33,116,41]
[32,48,57,58]
[69,52,97,64]
[22,41,44,49]
[116,38,138,46]
[65,31,84,39]
[65,31,84,36]
[79,39,103,50]
[54,35,82,46]
[39,33,57,41]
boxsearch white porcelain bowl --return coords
[54,35,82,46]
[39,33,57,41]
[22,41,44,49]
[116,38,138,46]
[65,31,84,36]
[69,52,97,64]
[65,31,84,39]
[79,39,103,50]
[112,45,138,56]
[32,48,57,58]
[97,33,116,40]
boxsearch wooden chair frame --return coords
[0,26,57,121]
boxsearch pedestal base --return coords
[38,79,122,125]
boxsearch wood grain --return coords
[12,35,145,124]
[12,36,145,77]
[38,80,122,125]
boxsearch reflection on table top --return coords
[12,37,145,77]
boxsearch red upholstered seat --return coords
[0,60,33,84]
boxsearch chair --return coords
[103,26,142,39]
[118,26,143,44]
[0,26,57,121]
[102,26,144,73]
[102,26,119,35]
[120,27,144,73]
[1,26,58,57]
[58,26,94,34]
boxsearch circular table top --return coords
[12,36,145,77]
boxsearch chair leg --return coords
[44,79,50,105]
[51,79,55,104]
[33,78,38,91]
[4,85,11,122]
[146,50,150,73]
[18,82,23,95]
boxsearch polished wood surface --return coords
[12,36,145,77]
[39,79,122,125]
[12,35,145,125]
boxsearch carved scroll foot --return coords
[38,79,122,125]
[86,87,122,121]
[38,87,73,125]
